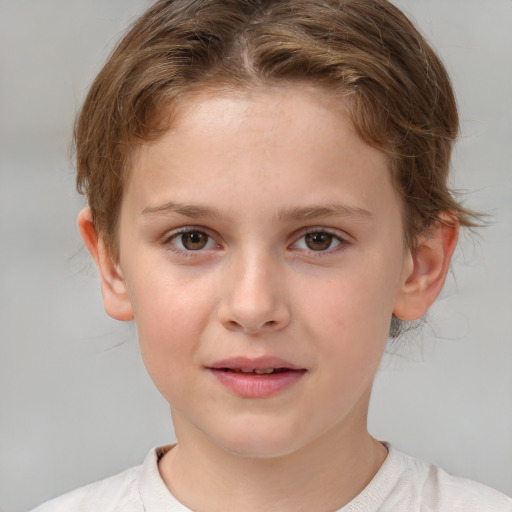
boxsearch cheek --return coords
[302,264,398,335]
[126,269,216,389]
[129,263,215,331]
[296,252,404,380]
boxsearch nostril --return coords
[219,302,291,334]
[227,320,241,330]
[223,318,279,334]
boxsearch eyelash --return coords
[163,227,220,255]
[291,228,348,254]
[162,227,349,256]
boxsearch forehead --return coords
[123,85,400,225]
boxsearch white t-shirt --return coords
[32,444,512,512]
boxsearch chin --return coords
[210,424,309,460]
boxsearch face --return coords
[114,85,413,458]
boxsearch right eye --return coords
[169,230,217,251]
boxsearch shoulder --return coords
[385,447,512,512]
[30,445,181,512]
[30,465,142,512]
[30,456,147,512]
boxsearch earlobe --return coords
[77,207,134,321]
[393,213,459,321]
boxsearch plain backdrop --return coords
[1,1,511,510]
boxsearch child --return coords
[32,0,512,510]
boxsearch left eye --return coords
[170,230,217,251]
[293,231,343,251]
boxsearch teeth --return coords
[229,368,276,374]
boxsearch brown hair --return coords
[75,0,479,258]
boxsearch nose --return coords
[218,251,291,335]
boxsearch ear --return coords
[77,207,134,321]
[393,213,459,321]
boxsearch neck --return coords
[159,411,387,512]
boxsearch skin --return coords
[79,84,458,511]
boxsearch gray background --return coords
[1,1,511,510]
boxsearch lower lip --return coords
[209,369,306,398]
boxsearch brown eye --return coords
[304,232,334,251]
[173,230,213,251]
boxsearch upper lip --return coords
[207,356,304,372]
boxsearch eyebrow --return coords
[141,201,225,220]
[273,204,373,222]
[141,201,372,222]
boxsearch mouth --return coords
[208,356,305,374]
[216,367,296,375]
[207,357,306,397]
